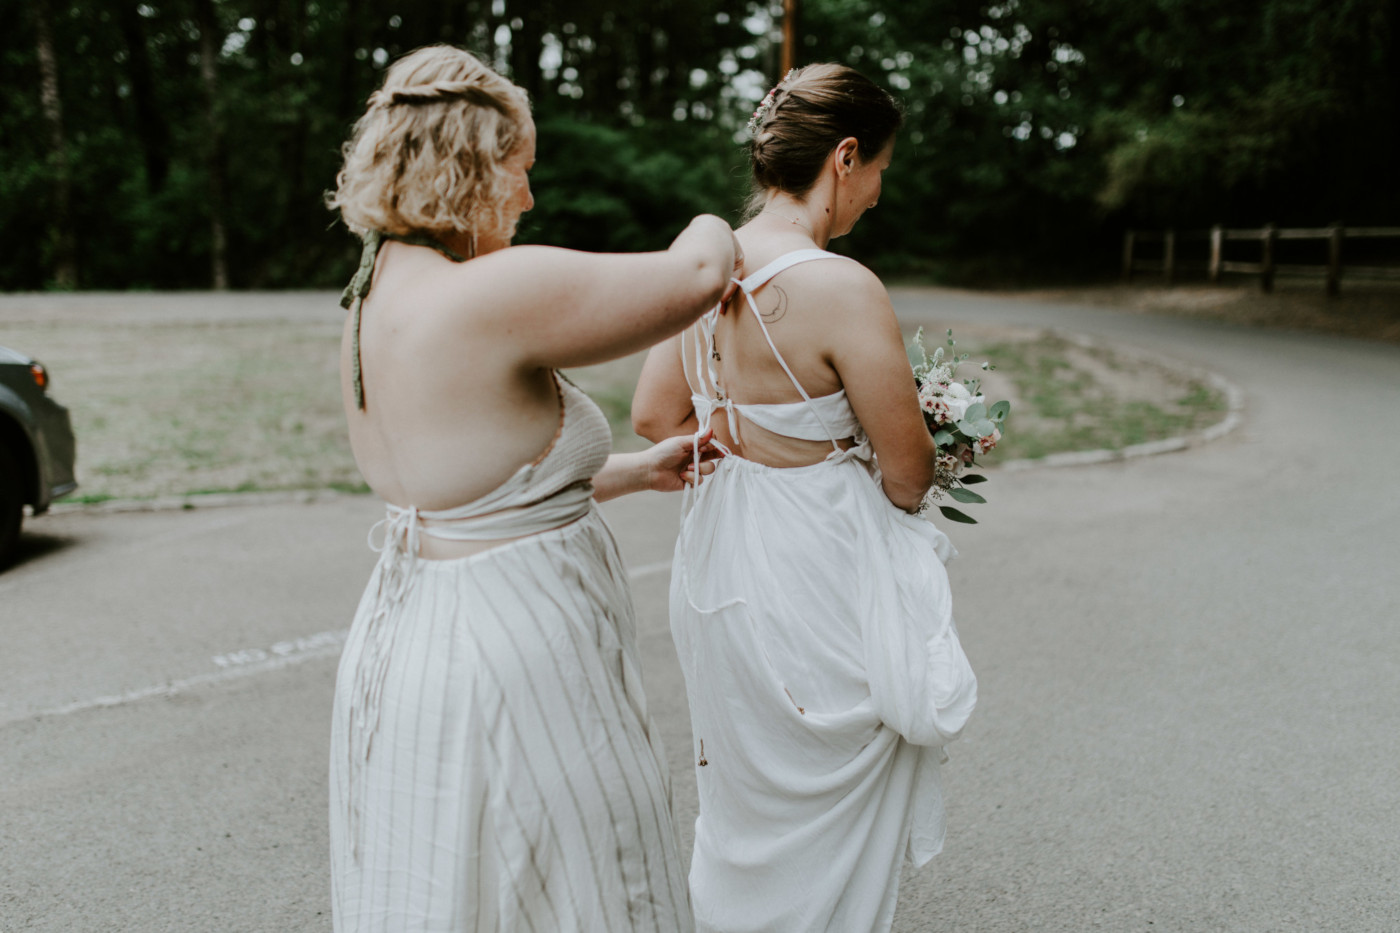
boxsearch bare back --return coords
[684,232,862,467]
[342,242,562,513]
[636,225,936,509]
[342,217,736,526]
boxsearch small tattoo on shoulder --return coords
[761,285,788,323]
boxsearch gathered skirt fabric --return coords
[330,505,692,933]
[671,453,977,933]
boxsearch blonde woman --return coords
[326,46,737,932]
[633,64,977,932]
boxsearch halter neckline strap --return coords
[341,230,469,410]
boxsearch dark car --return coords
[0,345,77,565]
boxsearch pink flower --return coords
[976,428,1002,455]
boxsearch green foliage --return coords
[2,0,1395,289]
[518,118,745,253]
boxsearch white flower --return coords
[976,427,1002,455]
[940,382,984,424]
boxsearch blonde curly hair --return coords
[328,45,530,248]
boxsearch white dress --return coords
[330,374,692,932]
[671,250,978,933]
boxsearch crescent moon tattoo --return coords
[761,285,788,323]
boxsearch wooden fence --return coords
[1122,225,1400,295]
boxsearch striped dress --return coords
[330,375,691,932]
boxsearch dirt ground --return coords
[1006,278,1400,344]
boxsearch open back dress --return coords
[670,249,978,933]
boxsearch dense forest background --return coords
[2,0,1397,290]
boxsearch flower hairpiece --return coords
[747,70,796,135]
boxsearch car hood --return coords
[0,346,34,366]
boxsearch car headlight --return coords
[30,362,48,390]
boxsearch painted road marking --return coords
[5,559,673,726]
[211,628,347,669]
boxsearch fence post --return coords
[1209,225,1223,283]
[1122,230,1135,282]
[1326,223,1343,297]
[1260,223,1277,293]
[1163,228,1176,285]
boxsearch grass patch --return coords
[965,332,1226,463]
[3,308,362,502]
[1,294,1228,503]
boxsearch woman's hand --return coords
[645,429,726,492]
[591,429,726,502]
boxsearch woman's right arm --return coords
[465,215,739,370]
[632,333,700,442]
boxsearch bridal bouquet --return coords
[910,328,1011,524]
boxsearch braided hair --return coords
[329,45,530,247]
[745,63,903,219]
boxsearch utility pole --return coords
[781,0,799,75]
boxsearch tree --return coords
[194,0,231,289]
[0,0,1394,290]
[31,0,77,288]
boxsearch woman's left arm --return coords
[592,430,722,502]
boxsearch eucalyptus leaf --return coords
[973,419,996,437]
[939,506,977,524]
[933,429,954,446]
[949,487,987,504]
[963,402,987,423]
[989,400,1011,421]
[960,474,988,484]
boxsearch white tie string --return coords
[348,503,421,861]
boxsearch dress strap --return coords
[738,248,848,292]
[731,249,856,451]
[340,232,383,411]
[339,231,468,411]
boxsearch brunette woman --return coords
[633,64,977,933]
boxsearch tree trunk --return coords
[595,9,622,115]
[116,3,170,192]
[508,0,543,101]
[32,0,77,288]
[281,0,310,251]
[194,0,231,290]
[338,0,365,120]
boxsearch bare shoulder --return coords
[431,244,594,331]
[820,256,888,301]
[778,255,893,319]
[446,244,581,301]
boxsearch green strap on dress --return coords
[340,231,468,410]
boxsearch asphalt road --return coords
[3,289,1398,932]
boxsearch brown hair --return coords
[328,46,530,246]
[746,63,903,217]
